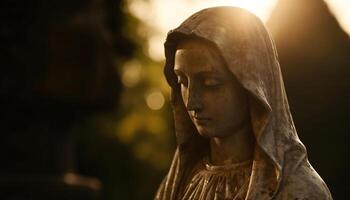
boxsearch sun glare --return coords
[325,0,350,35]
[128,0,277,61]
[128,0,350,61]
[208,0,277,21]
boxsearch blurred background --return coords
[0,0,349,199]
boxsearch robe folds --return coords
[155,6,332,200]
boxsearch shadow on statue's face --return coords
[174,39,249,138]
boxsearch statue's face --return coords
[174,40,249,138]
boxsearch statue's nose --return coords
[186,85,202,112]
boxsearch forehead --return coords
[174,39,225,73]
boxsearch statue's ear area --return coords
[247,93,271,141]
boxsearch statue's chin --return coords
[196,126,215,139]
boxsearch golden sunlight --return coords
[325,0,350,35]
[128,0,277,61]
[128,0,350,61]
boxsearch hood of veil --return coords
[158,7,308,200]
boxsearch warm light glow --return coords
[128,0,277,61]
[146,90,165,110]
[128,0,350,61]
[325,0,350,35]
[63,173,101,190]
[121,59,142,87]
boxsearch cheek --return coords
[212,87,236,106]
[212,87,246,119]
[226,92,248,121]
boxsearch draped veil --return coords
[156,7,332,200]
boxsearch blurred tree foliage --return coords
[0,0,172,199]
[72,1,175,200]
[70,0,177,199]
[74,8,175,199]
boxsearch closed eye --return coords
[202,78,223,87]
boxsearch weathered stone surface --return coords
[155,7,332,200]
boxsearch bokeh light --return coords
[121,59,142,87]
[146,90,165,110]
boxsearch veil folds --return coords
[156,7,332,200]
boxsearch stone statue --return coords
[155,7,333,200]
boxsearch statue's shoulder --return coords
[276,162,333,200]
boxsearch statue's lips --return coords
[193,117,211,125]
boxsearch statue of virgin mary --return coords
[155,7,332,200]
